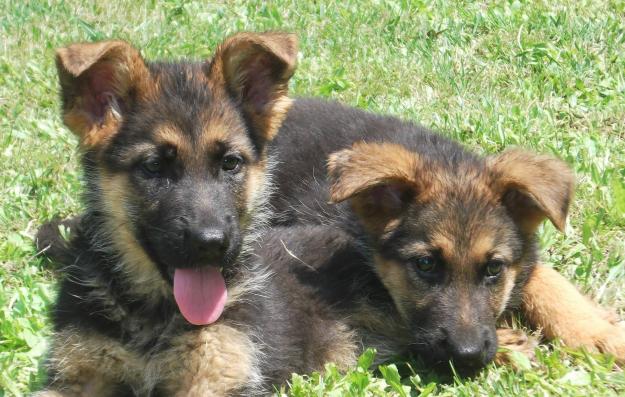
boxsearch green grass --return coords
[1,0,625,395]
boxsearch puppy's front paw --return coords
[494,328,538,367]
[587,322,625,364]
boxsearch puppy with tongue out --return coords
[174,267,227,325]
[39,31,307,397]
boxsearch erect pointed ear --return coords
[328,142,426,234]
[488,149,575,234]
[208,32,298,148]
[56,40,152,147]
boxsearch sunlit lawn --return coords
[1,1,624,395]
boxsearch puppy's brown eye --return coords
[415,256,436,273]
[142,158,162,176]
[222,155,243,172]
[486,260,504,278]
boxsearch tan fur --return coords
[494,328,538,367]
[328,142,429,236]
[154,124,193,156]
[64,110,122,149]
[209,32,298,143]
[200,127,258,171]
[468,233,495,265]
[523,265,625,363]
[243,160,269,222]
[197,104,245,154]
[487,149,575,233]
[372,255,430,321]
[323,330,359,371]
[494,268,518,316]
[262,96,294,142]
[40,324,260,396]
[56,40,154,147]
[429,232,455,261]
[146,324,259,396]
[329,144,575,236]
[40,328,143,396]
[328,142,422,204]
[402,241,432,257]
[99,172,170,302]
[198,128,232,154]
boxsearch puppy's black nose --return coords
[443,325,493,369]
[186,227,229,263]
[449,340,485,368]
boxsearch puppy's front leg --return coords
[523,265,625,363]
[35,328,142,397]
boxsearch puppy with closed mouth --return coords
[35,33,358,396]
[264,99,625,371]
[262,127,573,372]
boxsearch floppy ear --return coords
[488,149,575,234]
[56,40,152,147]
[208,32,298,148]
[328,142,425,234]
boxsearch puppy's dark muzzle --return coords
[441,324,497,372]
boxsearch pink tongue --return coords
[173,267,227,325]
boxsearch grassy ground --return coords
[1,0,625,395]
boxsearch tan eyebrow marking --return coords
[154,124,191,150]
[468,232,495,264]
[202,132,257,163]
[200,129,229,151]
[430,232,455,263]
[401,241,433,257]
[117,142,158,166]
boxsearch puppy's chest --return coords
[73,272,264,393]
[110,300,261,393]
[143,323,262,395]
[96,315,260,395]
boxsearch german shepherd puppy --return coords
[35,33,359,396]
[264,107,575,371]
[264,98,625,369]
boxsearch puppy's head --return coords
[56,33,297,323]
[328,141,574,372]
